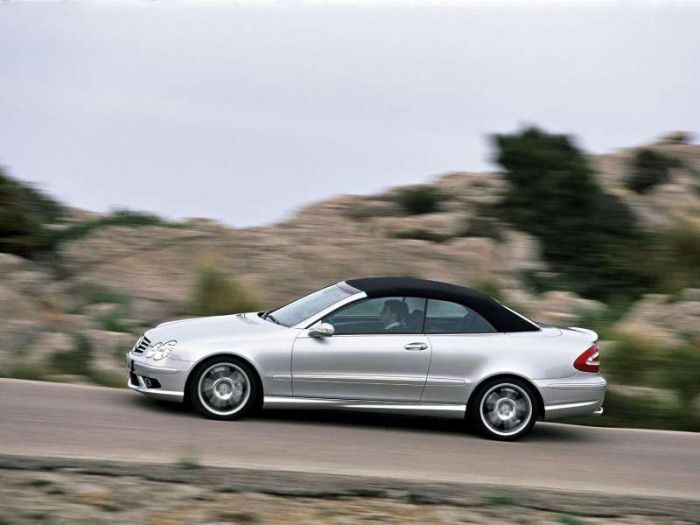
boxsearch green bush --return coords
[572,301,631,340]
[625,148,681,194]
[54,209,172,245]
[603,334,657,385]
[563,388,698,432]
[191,268,259,316]
[0,168,64,257]
[50,334,92,377]
[394,185,445,215]
[466,277,504,301]
[460,216,503,241]
[663,221,700,291]
[493,127,656,301]
[657,344,700,410]
[85,287,130,305]
[97,312,131,333]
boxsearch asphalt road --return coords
[1,379,699,500]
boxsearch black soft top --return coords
[344,276,538,333]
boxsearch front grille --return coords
[132,335,151,354]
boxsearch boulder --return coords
[615,292,700,345]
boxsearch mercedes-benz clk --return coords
[126,277,605,440]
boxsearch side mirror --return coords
[309,322,335,338]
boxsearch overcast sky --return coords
[1,1,698,227]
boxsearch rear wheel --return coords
[468,378,538,441]
[189,357,260,420]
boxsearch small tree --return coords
[492,127,654,300]
[191,268,259,316]
[0,167,64,257]
[625,148,681,194]
[395,185,445,215]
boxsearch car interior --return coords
[324,296,496,335]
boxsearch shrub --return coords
[603,334,657,385]
[50,334,92,377]
[54,209,172,244]
[191,268,259,316]
[493,126,655,301]
[460,216,503,241]
[562,388,697,432]
[657,344,700,410]
[666,221,700,281]
[625,148,681,194]
[81,285,130,305]
[89,370,126,388]
[659,131,693,145]
[0,168,64,258]
[466,277,503,301]
[97,312,131,333]
[394,185,445,215]
[573,301,631,340]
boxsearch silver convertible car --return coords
[126,277,605,440]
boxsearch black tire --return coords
[188,356,261,421]
[467,377,539,441]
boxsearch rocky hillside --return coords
[1,132,699,388]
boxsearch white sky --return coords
[1,1,698,226]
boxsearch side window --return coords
[324,297,426,335]
[424,299,496,334]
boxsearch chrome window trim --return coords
[294,291,368,329]
[498,302,542,332]
[295,290,541,335]
[302,294,428,335]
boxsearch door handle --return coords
[404,342,428,351]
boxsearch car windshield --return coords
[267,284,357,327]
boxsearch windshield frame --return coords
[265,282,365,328]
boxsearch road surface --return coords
[1,379,698,499]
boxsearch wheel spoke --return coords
[480,383,532,437]
[198,362,251,416]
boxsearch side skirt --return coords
[263,396,466,419]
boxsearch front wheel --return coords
[189,357,260,420]
[468,378,538,441]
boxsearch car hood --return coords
[145,312,283,343]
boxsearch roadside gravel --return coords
[1,455,698,524]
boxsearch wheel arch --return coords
[467,372,545,420]
[184,352,265,406]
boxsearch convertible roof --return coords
[344,277,538,333]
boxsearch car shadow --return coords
[255,409,596,443]
[129,395,597,443]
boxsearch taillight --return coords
[574,344,600,373]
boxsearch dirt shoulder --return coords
[1,455,698,524]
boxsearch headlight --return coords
[152,340,177,360]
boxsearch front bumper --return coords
[536,373,607,420]
[126,352,190,402]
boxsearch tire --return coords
[467,377,539,441]
[189,356,261,420]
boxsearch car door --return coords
[291,296,431,401]
[420,298,501,404]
